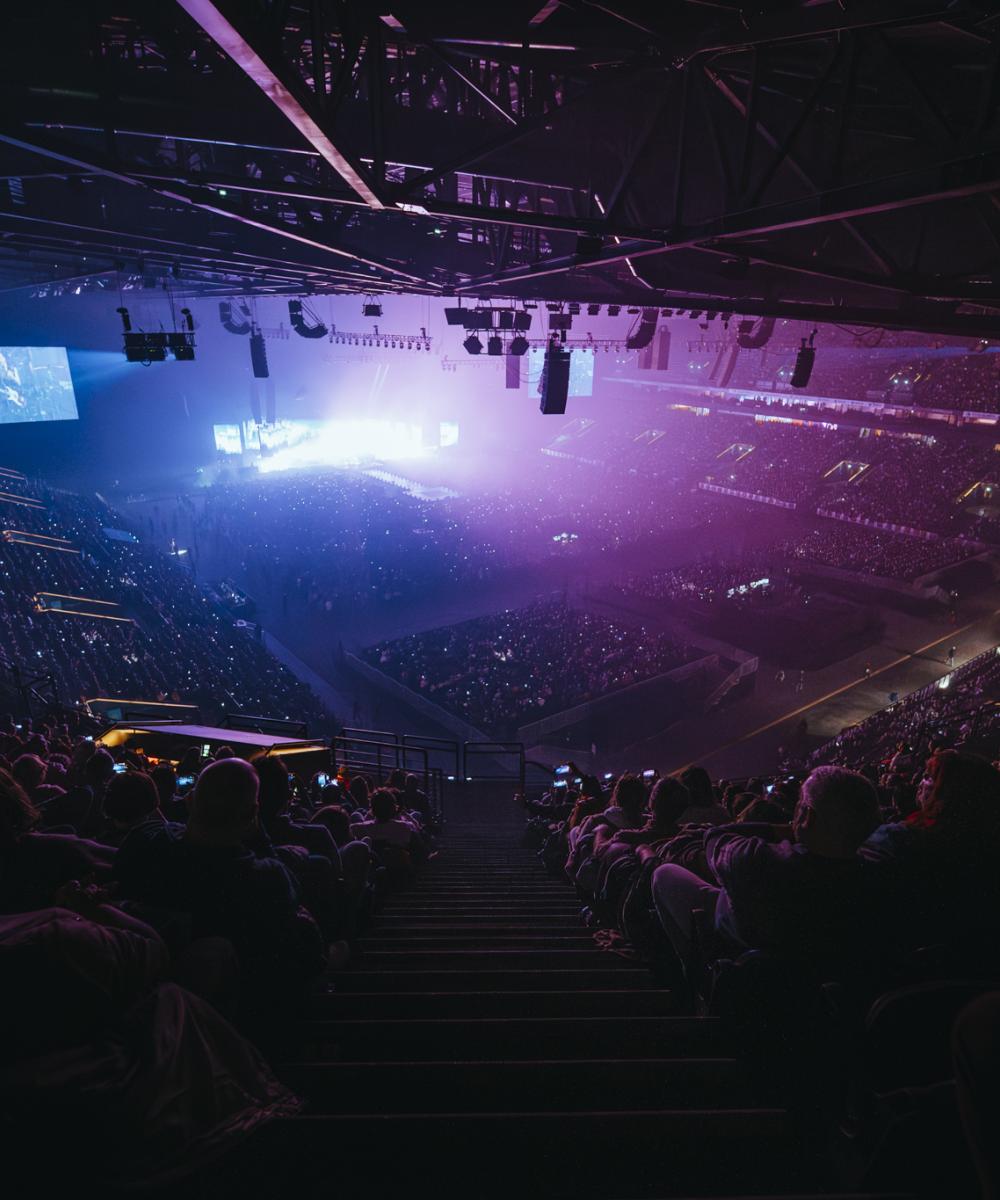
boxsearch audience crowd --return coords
[364,600,692,735]
[0,714,437,1183]
[0,479,326,725]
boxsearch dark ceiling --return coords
[4,1,1000,334]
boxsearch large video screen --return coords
[0,346,78,424]
[527,347,595,398]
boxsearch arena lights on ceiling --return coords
[329,325,431,350]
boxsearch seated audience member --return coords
[312,803,372,895]
[252,755,339,863]
[12,753,63,806]
[313,803,354,848]
[99,770,174,849]
[604,777,694,850]
[861,751,1000,955]
[347,774,370,815]
[652,765,882,970]
[350,788,419,849]
[0,898,300,1185]
[678,766,731,825]
[0,768,112,913]
[567,774,648,887]
[402,773,432,823]
[114,759,322,1001]
[37,746,115,835]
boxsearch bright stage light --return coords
[255,418,426,473]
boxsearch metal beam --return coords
[455,147,1000,290]
[0,128,431,286]
[174,0,384,208]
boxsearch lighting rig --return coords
[329,326,432,351]
[117,305,196,364]
[445,304,533,356]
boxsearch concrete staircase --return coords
[220,821,909,1199]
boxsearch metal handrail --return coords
[463,740,526,794]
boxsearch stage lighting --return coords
[587,304,601,316]
[509,335,529,356]
[487,335,503,356]
[123,331,167,363]
[116,306,132,332]
[463,334,483,355]
[167,332,195,361]
[607,305,621,316]
[180,307,195,333]
[362,302,382,317]
[567,302,581,315]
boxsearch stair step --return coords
[355,948,631,969]
[384,903,583,915]
[221,1110,800,1198]
[359,934,597,950]
[327,968,654,992]
[279,1056,750,1111]
[374,915,585,929]
[301,1015,726,1060]
[309,988,673,1020]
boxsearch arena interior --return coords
[2,4,1000,1197]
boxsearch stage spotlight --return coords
[509,335,530,356]
[167,332,195,361]
[567,302,581,315]
[123,331,168,363]
[463,334,482,355]
[362,301,383,317]
[487,335,503,356]
[180,307,195,332]
[587,304,601,316]
[116,306,132,332]
[607,304,621,316]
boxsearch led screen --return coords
[527,347,595,398]
[0,346,77,424]
[213,424,242,455]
